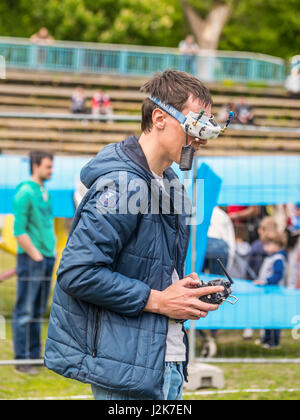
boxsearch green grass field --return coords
[1,250,300,400]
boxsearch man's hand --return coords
[16,234,44,262]
[145,273,224,320]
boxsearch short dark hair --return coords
[29,150,53,174]
[140,70,212,133]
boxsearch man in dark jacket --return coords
[44,70,224,400]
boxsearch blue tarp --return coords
[186,274,300,330]
[0,155,87,217]
[1,155,300,216]
[175,155,300,206]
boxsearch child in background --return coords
[243,217,278,340]
[247,217,278,279]
[254,230,288,348]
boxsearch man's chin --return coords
[174,155,181,165]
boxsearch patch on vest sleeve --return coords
[97,188,121,209]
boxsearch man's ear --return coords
[152,108,167,130]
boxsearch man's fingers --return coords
[180,277,200,288]
[185,272,199,281]
[189,310,208,320]
[192,285,224,298]
[190,298,219,312]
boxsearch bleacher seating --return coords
[0,69,300,155]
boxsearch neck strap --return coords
[148,96,187,125]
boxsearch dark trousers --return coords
[263,329,281,347]
[12,253,55,360]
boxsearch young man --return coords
[13,151,56,374]
[45,70,225,400]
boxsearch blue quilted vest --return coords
[44,136,191,399]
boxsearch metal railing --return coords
[0,36,286,84]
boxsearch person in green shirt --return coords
[12,151,56,374]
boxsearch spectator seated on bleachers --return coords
[70,86,88,114]
[217,102,235,124]
[235,97,255,125]
[91,90,114,122]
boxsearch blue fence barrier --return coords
[1,155,300,217]
[186,274,300,330]
[0,37,286,84]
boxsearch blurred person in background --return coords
[203,206,236,274]
[179,34,199,55]
[229,224,252,280]
[235,97,255,125]
[247,217,278,280]
[297,242,300,289]
[217,102,235,124]
[227,204,263,244]
[243,216,278,340]
[254,230,288,348]
[30,27,54,45]
[30,27,54,65]
[285,65,300,98]
[12,151,56,374]
[70,86,88,114]
[91,89,114,122]
[286,203,300,288]
[179,34,199,74]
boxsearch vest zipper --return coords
[92,307,101,358]
[160,213,180,397]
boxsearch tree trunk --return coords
[181,1,232,50]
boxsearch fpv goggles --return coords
[148,95,234,140]
[148,95,234,170]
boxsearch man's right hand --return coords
[31,250,44,262]
[16,234,44,262]
[144,275,224,320]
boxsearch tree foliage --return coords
[0,0,299,58]
[219,0,300,59]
